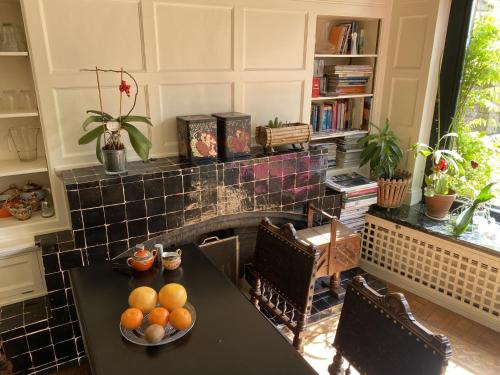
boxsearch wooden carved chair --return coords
[250,218,319,352]
[295,203,361,299]
[330,276,453,375]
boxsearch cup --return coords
[17,90,36,111]
[0,90,17,112]
[8,126,40,161]
[0,23,19,52]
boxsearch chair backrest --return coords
[333,276,452,375]
[254,218,319,315]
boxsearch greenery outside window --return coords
[437,0,500,211]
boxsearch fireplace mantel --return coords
[61,147,340,260]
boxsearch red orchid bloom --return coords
[436,158,447,172]
[119,80,131,97]
[471,160,479,169]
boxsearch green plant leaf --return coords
[96,133,103,164]
[418,150,432,157]
[86,110,113,121]
[453,206,475,235]
[78,126,104,145]
[121,122,152,162]
[119,115,153,126]
[82,116,106,131]
[475,182,497,203]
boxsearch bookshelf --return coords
[310,15,380,173]
[310,16,381,233]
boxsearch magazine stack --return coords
[326,172,377,232]
[335,134,365,168]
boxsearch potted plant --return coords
[255,117,312,152]
[358,119,411,208]
[453,182,496,235]
[78,67,153,174]
[412,131,463,220]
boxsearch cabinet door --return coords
[0,251,46,306]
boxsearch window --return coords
[437,0,500,208]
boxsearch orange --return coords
[147,307,169,327]
[169,307,192,330]
[158,283,187,312]
[128,286,158,313]
[120,307,143,330]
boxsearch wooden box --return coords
[177,115,218,161]
[256,122,312,152]
[212,112,251,159]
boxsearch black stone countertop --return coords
[69,244,317,375]
[367,204,500,257]
[62,147,328,189]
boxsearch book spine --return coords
[312,77,321,98]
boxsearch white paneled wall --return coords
[22,0,389,172]
[19,0,454,231]
[378,0,452,204]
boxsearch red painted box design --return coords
[177,115,218,161]
[213,112,251,160]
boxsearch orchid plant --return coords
[78,67,153,162]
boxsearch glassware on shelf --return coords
[8,126,40,161]
[41,200,54,218]
[16,90,36,111]
[13,24,27,51]
[0,23,19,52]
[0,90,17,112]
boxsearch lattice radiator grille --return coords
[360,214,500,330]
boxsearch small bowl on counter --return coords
[162,249,182,270]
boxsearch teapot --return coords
[127,246,158,272]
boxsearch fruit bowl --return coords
[120,302,196,346]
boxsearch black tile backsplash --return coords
[144,178,164,198]
[78,187,102,209]
[123,181,145,201]
[101,184,124,205]
[2,148,341,374]
[125,200,146,220]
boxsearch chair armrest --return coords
[307,203,336,227]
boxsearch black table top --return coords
[69,244,317,375]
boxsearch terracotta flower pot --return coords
[425,190,456,220]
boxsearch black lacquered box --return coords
[212,112,251,159]
[177,115,218,161]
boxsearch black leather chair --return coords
[250,218,320,351]
[329,276,453,375]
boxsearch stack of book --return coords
[326,172,377,232]
[312,142,337,168]
[328,21,359,54]
[310,98,365,132]
[335,134,364,168]
[324,65,372,95]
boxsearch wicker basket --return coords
[377,170,412,208]
[256,123,312,152]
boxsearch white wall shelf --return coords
[314,54,378,58]
[0,158,48,177]
[312,93,374,101]
[0,210,57,231]
[0,111,39,119]
[0,51,28,57]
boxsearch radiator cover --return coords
[360,214,499,332]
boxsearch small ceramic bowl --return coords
[8,202,33,221]
[162,249,182,271]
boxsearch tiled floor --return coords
[282,283,500,375]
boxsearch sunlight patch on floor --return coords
[280,316,488,375]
